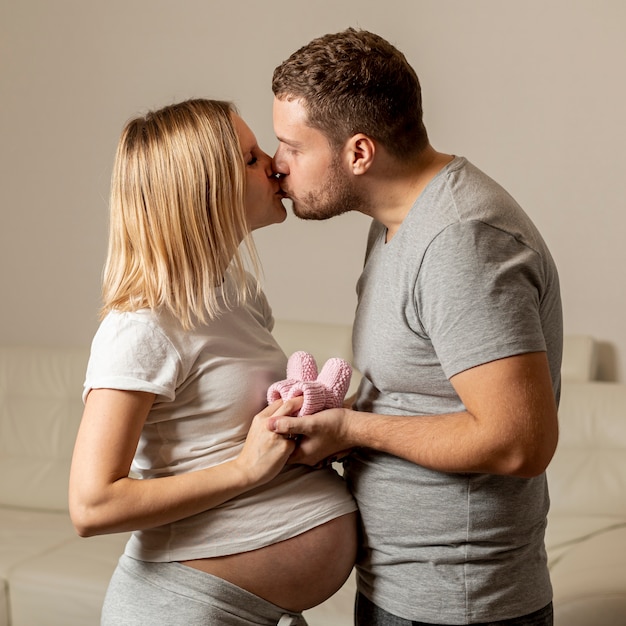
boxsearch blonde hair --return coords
[102,99,260,328]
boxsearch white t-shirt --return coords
[84,273,356,561]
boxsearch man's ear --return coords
[345,133,375,175]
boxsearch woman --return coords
[69,99,357,625]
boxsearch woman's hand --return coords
[70,390,306,537]
[233,397,304,486]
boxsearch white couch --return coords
[0,326,624,625]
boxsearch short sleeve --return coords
[417,221,547,378]
[83,312,182,403]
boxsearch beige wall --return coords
[1,0,624,381]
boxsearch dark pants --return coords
[355,592,553,626]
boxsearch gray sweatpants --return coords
[101,554,308,626]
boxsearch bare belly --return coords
[181,511,357,612]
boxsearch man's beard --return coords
[290,156,365,221]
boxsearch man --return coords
[269,28,562,626]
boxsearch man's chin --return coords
[292,204,311,220]
[294,207,348,222]
[291,200,335,221]
[290,200,311,220]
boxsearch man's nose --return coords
[272,151,287,177]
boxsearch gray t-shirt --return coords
[345,157,562,623]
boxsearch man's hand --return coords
[268,407,353,466]
[270,352,559,478]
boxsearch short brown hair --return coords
[272,28,428,159]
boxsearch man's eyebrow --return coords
[276,135,302,148]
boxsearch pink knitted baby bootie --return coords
[267,351,352,416]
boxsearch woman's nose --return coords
[258,151,274,177]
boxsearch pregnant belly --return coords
[181,511,357,612]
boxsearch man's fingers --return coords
[269,416,293,434]
[268,416,304,436]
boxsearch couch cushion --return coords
[9,532,129,626]
[561,335,598,382]
[0,585,6,626]
[550,525,626,626]
[0,346,89,511]
[548,381,626,518]
[0,507,76,579]
[0,506,77,626]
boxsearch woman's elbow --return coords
[69,501,99,537]
[69,491,112,537]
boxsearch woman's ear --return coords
[345,133,375,175]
